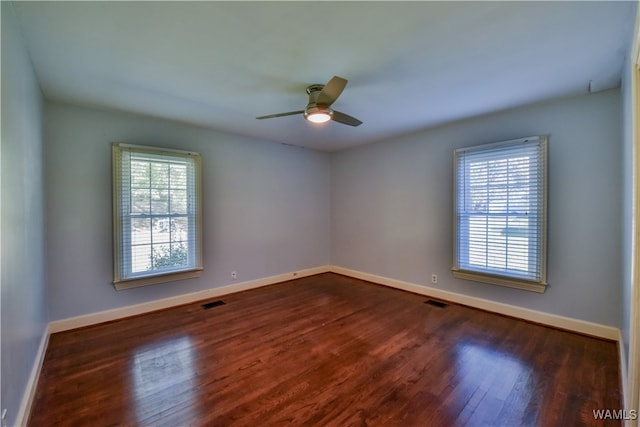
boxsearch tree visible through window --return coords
[453,136,547,293]
[113,144,202,289]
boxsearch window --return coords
[112,143,202,290]
[453,136,547,293]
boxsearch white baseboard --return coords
[50,264,618,339]
[330,266,620,341]
[15,324,50,427]
[47,264,621,339]
[49,265,331,333]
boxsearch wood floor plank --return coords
[28,273,622,426]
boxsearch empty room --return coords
[3,1,640,426]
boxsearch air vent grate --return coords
[202,300,226,309]
[424,299,448,308]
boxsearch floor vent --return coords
[425,299,448,308]
[202,300,226,309]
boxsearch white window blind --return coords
[112,143,202,289]
[453,136,547,292]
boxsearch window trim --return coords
[452,136,548,293]
[112,143,203,290]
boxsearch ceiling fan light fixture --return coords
[304,106,332,124]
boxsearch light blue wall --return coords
[1,3,47,426]
[43,89,625,327]
[331,89,622,327]
[44,102,331,320]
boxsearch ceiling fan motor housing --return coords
[306,84,327,105]
[305,84,333,120]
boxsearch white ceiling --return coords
[11,1,637,151]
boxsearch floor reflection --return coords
[131,336,199,425]
[455,341,536,425]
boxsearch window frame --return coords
[112,143,203,290]
[452,136,548,293]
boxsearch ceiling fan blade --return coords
[256,110,305,120]
[316,76,347,106]
[332,110,362,127]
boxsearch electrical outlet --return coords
[231,271,237,280]
[431,274,438,284]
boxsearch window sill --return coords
[452,269,547,293]
[114,268,203,290]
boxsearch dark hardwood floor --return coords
[28,273,621,426]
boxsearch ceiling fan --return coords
[256,76,362,127]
